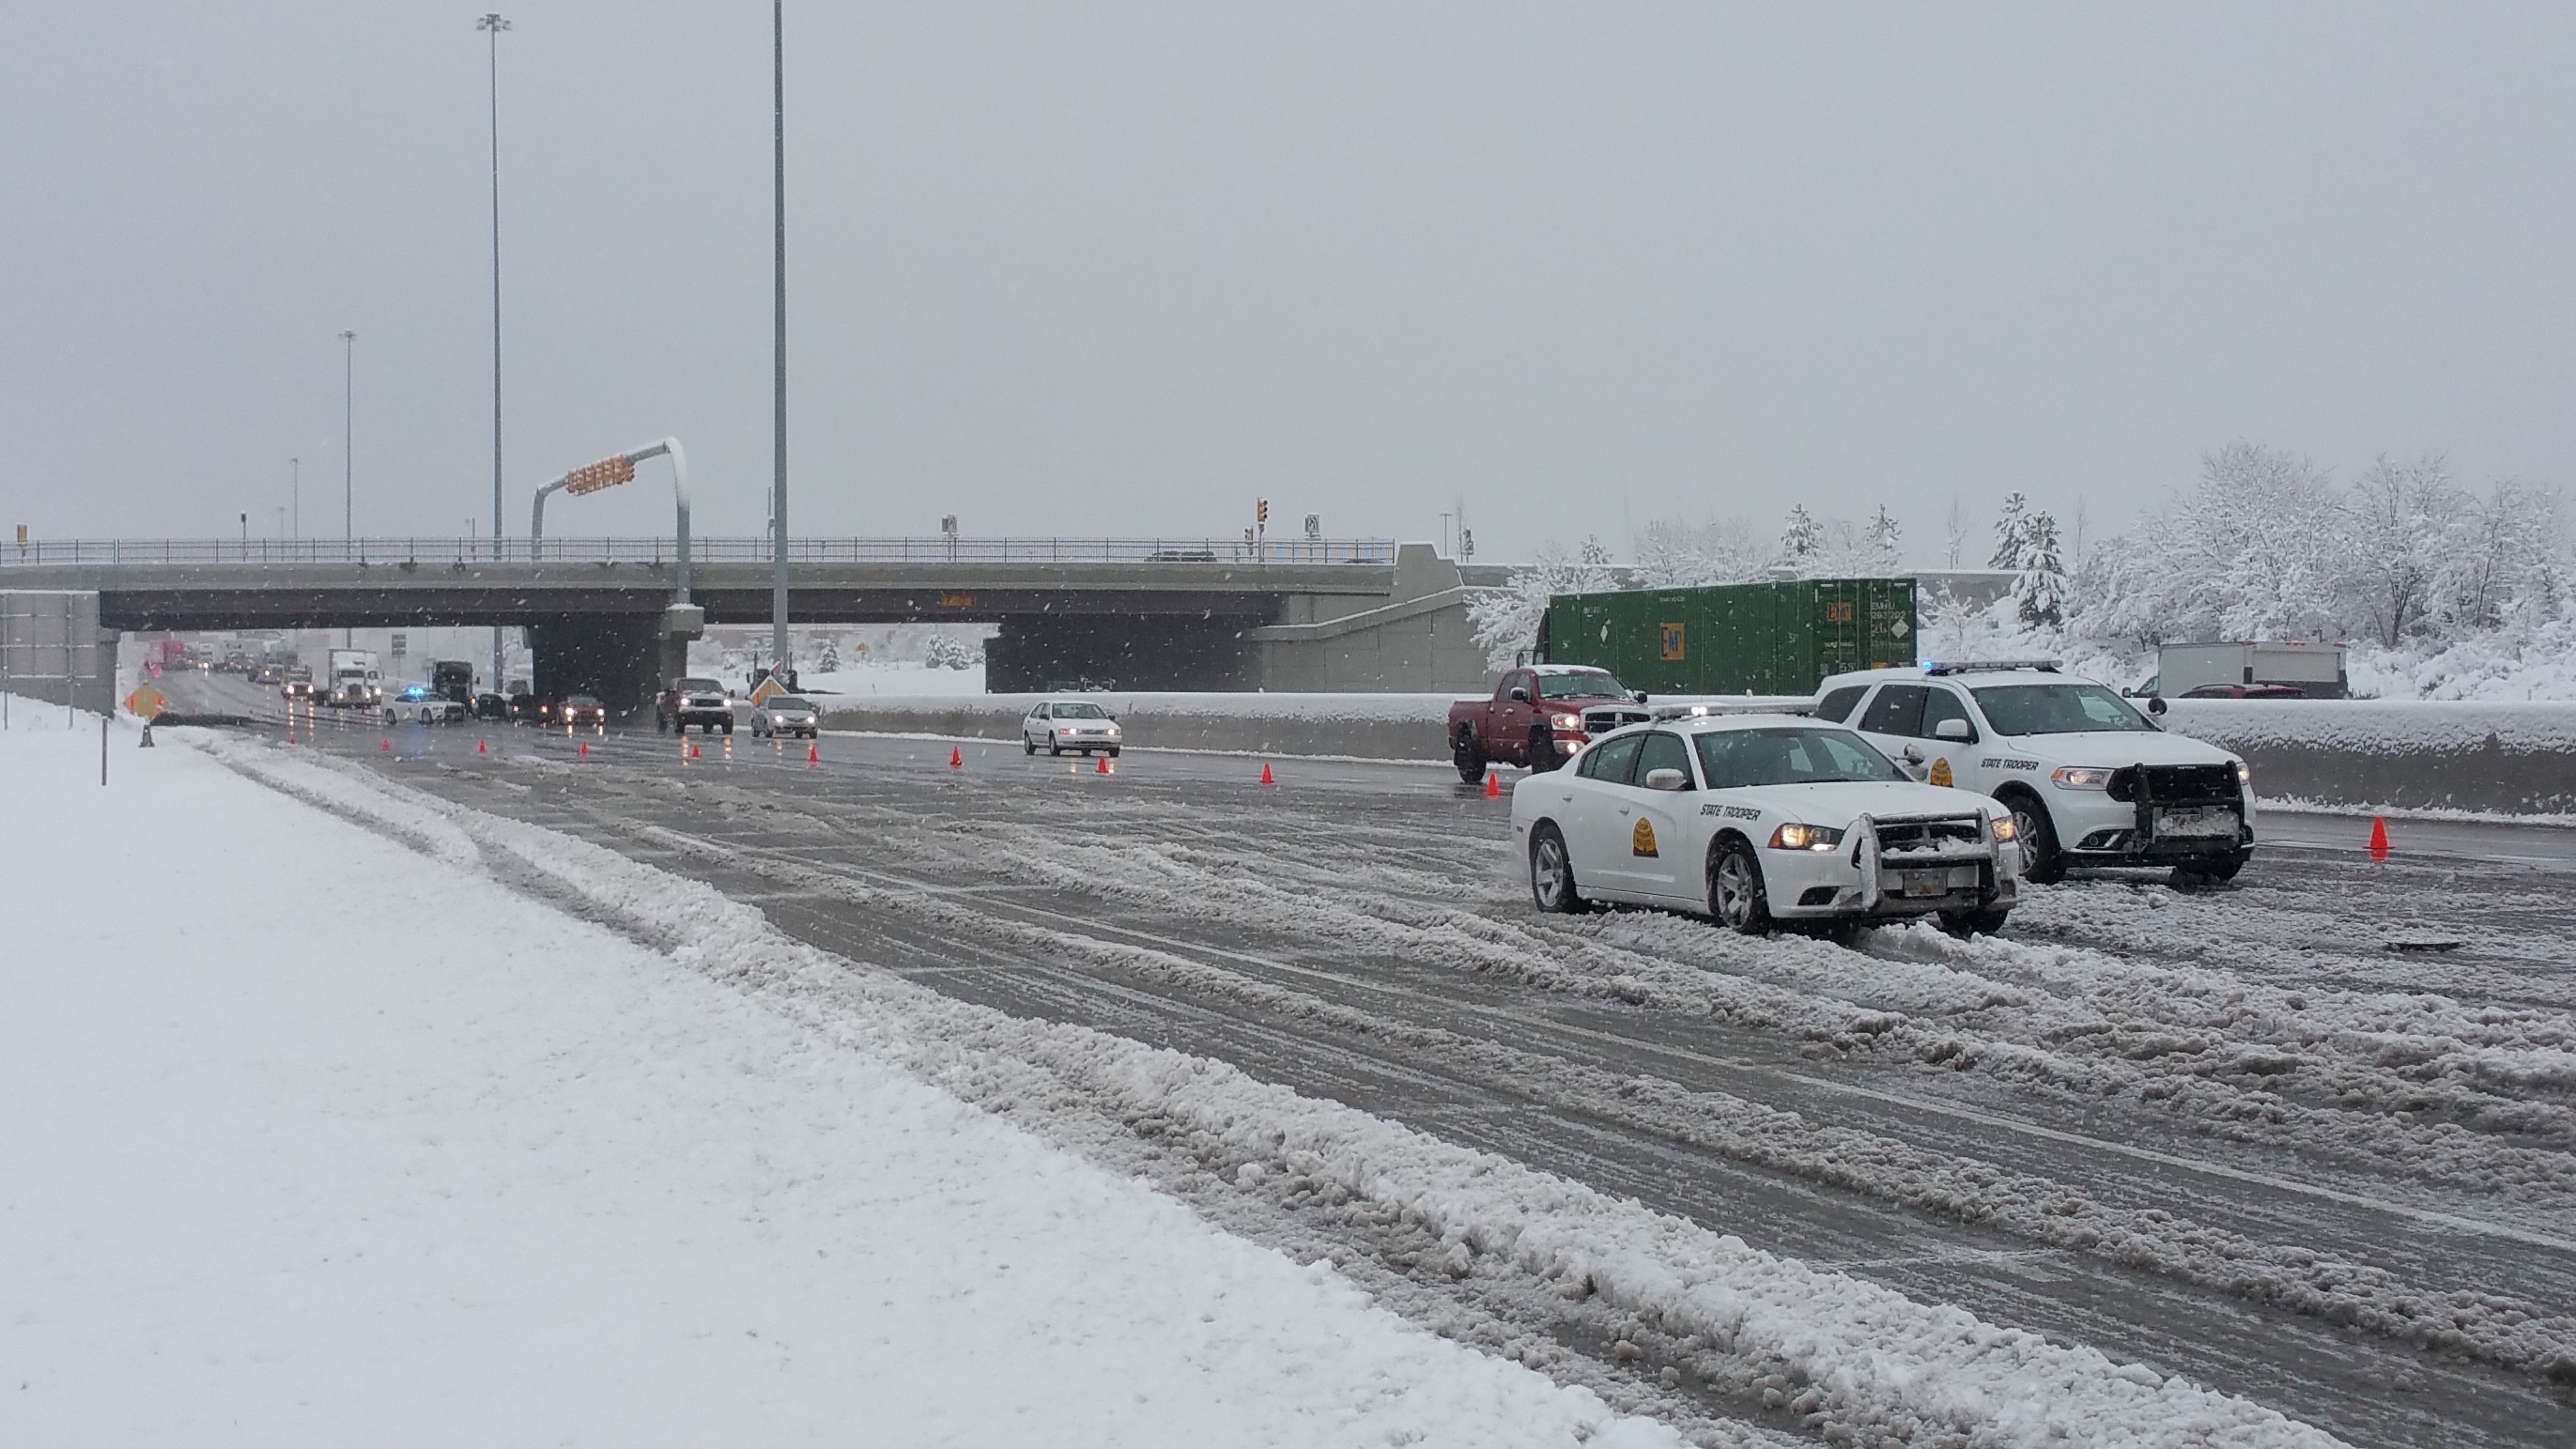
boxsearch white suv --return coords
[1813,663,2253,884]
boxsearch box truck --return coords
[2136,642,2347,699]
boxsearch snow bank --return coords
[0,713,1673,1449]
[191,732,2348,1448]
[2162,698,2576,754]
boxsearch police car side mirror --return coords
[1632,690,1649,704]
[2147,696,2168,715]
[1934,718,1973,742]
[1508,685,1529,702]
[1642,767,1689,791]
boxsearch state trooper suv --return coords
[1813,662,2253,884]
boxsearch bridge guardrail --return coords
[0,536,1401,568]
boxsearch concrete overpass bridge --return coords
[1,535,1507,704]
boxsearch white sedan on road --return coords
[1510,714,2021,935]
[1023,699,1124,757]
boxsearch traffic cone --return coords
[807,741,818,765]
[1482,770,1500,798]
[2367,815,2389,861]
[1095,753,1109,773]
[477,738,486,754]
[578,740,588,757]
[689,741,699,759]
[379,737,388,752]
[1259,761,1273,785]
[949,746,962,769]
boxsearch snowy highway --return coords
[157,673,2576,1447]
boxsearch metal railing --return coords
[0,536,1401,568]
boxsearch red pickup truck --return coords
[1448,665,1650,784]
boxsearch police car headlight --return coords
[1768,823,1845,852]
[2234,760,2250,786]
[1989,815,2019,842]
[2052,766,2115,789]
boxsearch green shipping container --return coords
[1535,578,1918,696]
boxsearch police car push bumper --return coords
[1753,811,2018,920]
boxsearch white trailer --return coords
[324,648,383,708]
[2142,642,2347,698]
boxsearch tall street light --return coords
[480,12,511,694]
[340,329,356,543]
[290,456,300,540]
[771,0,790,680]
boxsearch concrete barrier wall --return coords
[816,692,2576,813]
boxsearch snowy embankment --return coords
[107,724,2347,1445]
[0,709,1671,1449]
[2161,699,2576,814]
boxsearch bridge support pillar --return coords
[985,613,1260,692]
[526,613,663,716]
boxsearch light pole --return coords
[340,328,355,647]
[339,330,355,544]
[290,456,300,540]
[479,12,511,694]
[771,0,790,681]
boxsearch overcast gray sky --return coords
[4,2,2570,563]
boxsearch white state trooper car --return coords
[1815,661,2254,884]
[1510,712,2021,935]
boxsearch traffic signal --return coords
[1255,498,1269,525]
[564,454,636,496]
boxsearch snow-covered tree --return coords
[1780,506,1823,564]
[1466,536,1619,673]
[1631,516,1767,588]
[2012,508,2067,628]
[1866,505,1903,574]
[1989,493,2032,572]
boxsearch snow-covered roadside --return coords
[188,733,2350,1447]
[0,715,1673,1449]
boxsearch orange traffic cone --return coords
[1482,770,1500,798]
[379,738,388,752]
[688,741,699,759]
[1259,761,1273,785]
[578,740,588,757]
[476,738,486,754]
[2367,815,2389,861]
[1095,753,1109,773]
[807,741,818,764]
[949,746,962,769]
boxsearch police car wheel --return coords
[1530,825,1584,914]
[2003,790,2064,885]
[1710,840,1772,935]
[1938,907,2012,937]
[1024,735,1036,755]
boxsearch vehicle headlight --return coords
[1551,713,1582,730]
[2051,766,2115,789]
[2234,760,2250,786]
[1768,823,1846,852]
[1989,814,2019,841]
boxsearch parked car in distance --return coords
[280,666,315,701]
[471,691,510,720]
[509,689,542,724]
[1510,714,2019,936]
[1448,665,1650,783]
[558,694,608,730]
[2177,683,2305,700]
[750,695,820,739]
[1023,699,1123,756]
[657,676,735,735]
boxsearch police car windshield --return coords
[767,697,811,711]
[1694,728,1908,788]
[1535,670,1622,699]
[1052,702,1110,719]
[1970,683,2157,735]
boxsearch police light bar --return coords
[1922,660,2061,676]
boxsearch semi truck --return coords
[324,648,383,708]
[1536,578,1919,697]
[2133,642,2348,699]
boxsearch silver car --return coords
[750,695,820,739]
[1023,698,1123,757]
